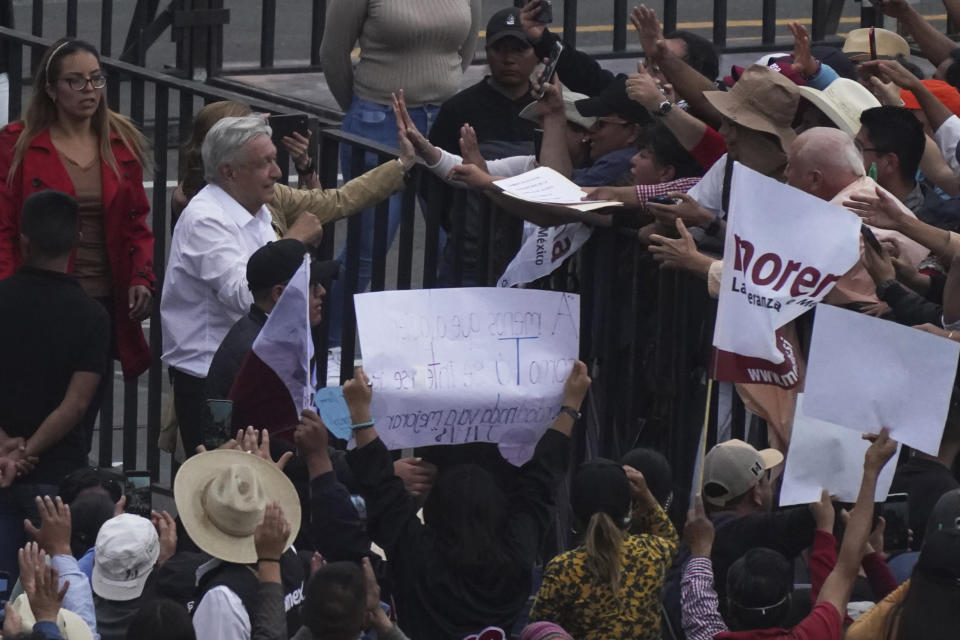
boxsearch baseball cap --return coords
[722,57,806,88]
[702,439,783,506]
[842,27,910,61]
[573,75,651,124]
[570,458,631,524]
[92,513,160,601]
[901,79,960,116]
[247,239,338,291]
[917,529,960,585]
[926,488,960,539]
[485,8,529,48]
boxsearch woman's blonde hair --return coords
[583,511,627,593]
[7,38,150,184]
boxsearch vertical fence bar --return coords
[712,0,727,48]
[450,190,466,286]
[811,0,827,41]
[338,147,366,383]
[123,379,139,469]
[30,0,43,72]
[395,170,417,291]
[562,0,577,48]
[261,0,276,68]
[762,0,776,45]
[613,0,628,52]
[369,152,390,292]
[7,43,22,120]
[101,0,114,56]
[99,361,115,466]
[66,0,78,37]
[148,84,169,482]
[311,0,325,66]
[422,177,442,289]
[662,0,677,36]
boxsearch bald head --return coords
[784,127,865,200]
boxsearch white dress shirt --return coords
[161,183,277,377]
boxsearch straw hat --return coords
[797,78,881,137]
[174,449,300,564]
[842,27,910,61]
[704,65,799,150]
[10,594,93,640]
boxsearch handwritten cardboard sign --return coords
[354,288,580,464]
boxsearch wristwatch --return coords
[654,100,672,117]
[558,406,581,421]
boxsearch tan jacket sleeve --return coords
[269,159,406,233]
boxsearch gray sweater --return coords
[319,0,482,110]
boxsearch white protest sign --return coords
[499,223,593,288]
[780,394,899,506]
[803,304,959,455]
[354,288,580,465]
[712,163,861,388]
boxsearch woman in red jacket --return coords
[0,38,154,378]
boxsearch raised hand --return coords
[24,496,72,557]
[788,22,818,78]
[683,495,714,558]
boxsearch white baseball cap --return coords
[92,513,160,601]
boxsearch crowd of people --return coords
[2,0,960,638]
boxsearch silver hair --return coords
[202,116,273,184]
[792,127,866,179]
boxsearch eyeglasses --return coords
[62,74,106,91]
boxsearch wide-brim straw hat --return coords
[704,64,799,151]
[797,78,880,137]
[11,594,93,640]
[174,449,300,564]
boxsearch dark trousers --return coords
[0,483,58,585]
[170,367,206,457]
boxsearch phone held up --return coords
[536,0,553,23]
[536,41,563,99]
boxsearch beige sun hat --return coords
[797,78,881,137]
[174,449,301,564]
[704,64,799,151]
[11,594,94,640]
[519,86,598,130]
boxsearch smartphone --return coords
[881,492,910,552]
[861,224,883,254]
[202,399,234,451]
[125,471,152,519]
[537,0,553,23]
[268,113,309,146]
[648,195,680,205]
[536,41,564,99]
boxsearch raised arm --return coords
[877,0,958,65]
[535,80,574,179]
[318,0,367,112]
[625,62,707,151]
[815,429,898,616]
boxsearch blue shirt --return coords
[572,146,636,187]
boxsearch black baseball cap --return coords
[574,75,652,124]
[570,458,631,524]
[247,239,338,291]
[486,8,530,47]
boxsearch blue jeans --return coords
[328,96,439,347]
[0,483,58,586]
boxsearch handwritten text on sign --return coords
[354,289,580,464]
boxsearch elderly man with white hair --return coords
[161,116,312,454]
[650,127,927,306]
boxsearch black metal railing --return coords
[3,22,743,492]
[0,27,335,486]
[6,0,901,83]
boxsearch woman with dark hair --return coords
[0,37,154,379]
[338,362,591,640]
[529,459,678,640]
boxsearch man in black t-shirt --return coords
[0,190,110,583]
[428,7,540,285]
